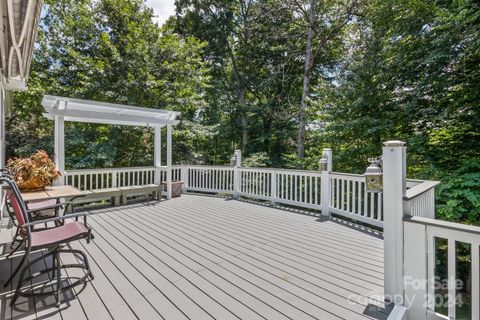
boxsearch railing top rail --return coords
[403,180,440,200]
[66,166,156,173]
[330,172,364,178]
[404,216,480,236]
[181,165,233,169]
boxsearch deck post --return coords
[181,165,188,193]
[382,140,406,304]
[270,170,277,204]
[154,126,162,185]
[403,221,428,319]
[54,114,65,186]
[166,124,172,199]
[233,149,241,199]
[320,148,332,216]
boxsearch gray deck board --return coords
[126,204,385,317]
[0,194,391,320]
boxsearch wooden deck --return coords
[0,194,391,320]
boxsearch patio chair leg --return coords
[55,251,61,306]
[4,249,28,287]
[51,251,56,280]
[6,239,24,259]
[10,248,31,305]
[77,250,94,280]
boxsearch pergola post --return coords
[154,126,162,185]
[54,115,65,185]
[166,124,172,199]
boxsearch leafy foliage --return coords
[7,151,61,190]
[436,159,480,225]
[242,152,271,168]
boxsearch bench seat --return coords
[75,188,122,206]
[119,184,162,204]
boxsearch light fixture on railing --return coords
[364,157,383,192]
[319,153,329,171]
[230,150,241,167]
[230,153,238,167]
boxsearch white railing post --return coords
[111,169,117,188]
[403,221,428,319]
[382,140,406,304]
[270,170,277,204]
[320,148,332,216]
[233,166,240,199]
[181,166,188,193]
[232,150,241,199]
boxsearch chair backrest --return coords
[0,177,29,228]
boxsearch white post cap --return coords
[383,140,406,147]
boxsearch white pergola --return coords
[42,95,180,199]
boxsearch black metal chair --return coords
[0,170,73,259]
[1,176,94,306]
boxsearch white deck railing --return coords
[403,180,439,219]
[64,165,438,229]
[329,172,383,227]
[404,216,480,320]
[65,166,156,191]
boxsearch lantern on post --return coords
[230,153,238,167]
[230,150,241,167]
[364,157,383,192]
[318,153,329,171]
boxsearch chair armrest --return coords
[27,202,73,214]
[23,212,91,228]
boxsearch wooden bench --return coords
[119,184,162,204]
[70,184,162,206]
[76,188,123,206]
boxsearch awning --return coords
[0,0,43,91]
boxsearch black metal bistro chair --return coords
[0,170,74,259]
[1,176,94,306]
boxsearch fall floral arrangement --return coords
[6,150,61,191]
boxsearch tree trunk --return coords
[296,0,315,159]
[240,88,248,152]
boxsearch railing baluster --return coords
[370,192,375,219]
[377,193,383,221]
[472,245,479,319]
[346,180,350,212]
[447,238,456,319]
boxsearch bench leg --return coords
[121,194,127,205]
[111,196,120,206]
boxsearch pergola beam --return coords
[42,112,179,127]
